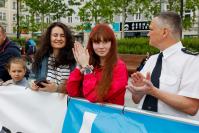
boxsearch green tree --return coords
[51,0,80,21]
[78,0,149,37]
[22,0,79,31]
[78,0,199,36]
[23,0,51,31]
[78,0,114,31]
[141,0,199,30]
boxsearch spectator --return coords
[0,25,21,81]
[25,36,36,63]
[31,22,76,93]
[0,57,28,87]
[126,11,199,119]
[67,24,128,105]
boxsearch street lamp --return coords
[180,0,184,38]
[180,0,183,19]
[16,0,20,39]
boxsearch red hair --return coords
[87,23,118,102]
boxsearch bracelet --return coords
[79,65,93,74]
[83,65,93,75]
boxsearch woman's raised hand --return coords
[73,41,89,67]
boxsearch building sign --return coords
[120,21,149,31]
[112,22,120,32]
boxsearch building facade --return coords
[0,0,17,35]
[1,0,199,38]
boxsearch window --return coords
[13,14,16,21]
[68,16,72,23]
[36,15,40,23]
[0,0,5,8]
[46,17,50,23]
[135,13,141,20]
[68,0,72,5]
[26,15,29,21]
[185,14,191,20]
[0,12,6,21]
[185,10,191,13]
[13,2,16,9]
[3,12,6,20]
[184,10,192,20]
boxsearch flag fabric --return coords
[62,98,199,133]
[0,85,199,133]
[0,85,67,133]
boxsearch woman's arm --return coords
[67,68,83,97]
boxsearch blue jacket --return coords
[25,39,36,55]
[34,55,76,81]
[0,38,21,81]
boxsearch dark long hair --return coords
[32,22,75,72]
[87,23,118,101]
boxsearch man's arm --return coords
[139,79,199,115]
[149,86,199,115]
[128,72,199,115]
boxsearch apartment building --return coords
[0,0,17,35]
[183,10,199,37]
[1,0,198,38]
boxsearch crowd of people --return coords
[0,11,199,120]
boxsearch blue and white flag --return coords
[0,86,199,133]
[63,98,199,133]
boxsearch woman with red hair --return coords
[67,24,128,105]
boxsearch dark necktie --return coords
[142,52,163,112]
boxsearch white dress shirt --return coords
[138,41,199,119]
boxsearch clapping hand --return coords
[127,72,154,95]
[73,41,89,68]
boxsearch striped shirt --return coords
[46,55,70,85]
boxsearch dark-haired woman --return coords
[31,22,76,92]
[67,24,128,105]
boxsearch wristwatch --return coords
[84,66,93,75]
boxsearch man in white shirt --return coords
[127,11,199,119]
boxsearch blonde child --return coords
[0,57,28,87]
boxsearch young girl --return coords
[0,57,28,87]
[67,24,128,105]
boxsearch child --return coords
[0,57,28,87]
